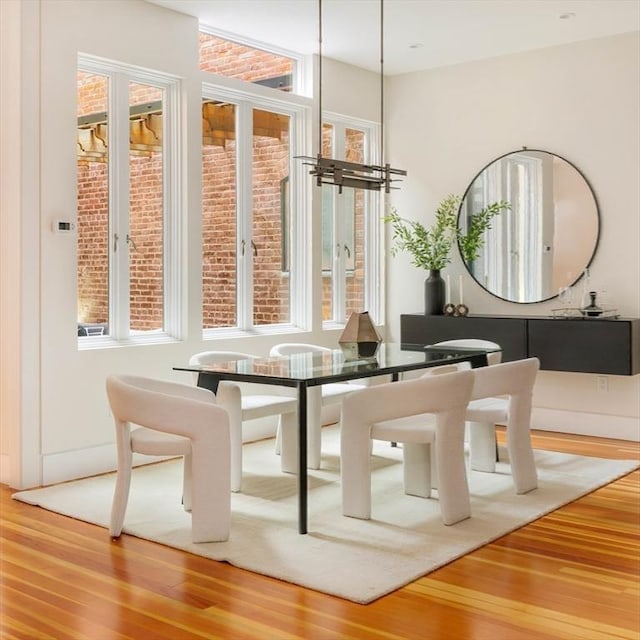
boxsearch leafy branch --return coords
[383,195,460,271]
[457,200,511,263]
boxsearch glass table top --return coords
[175,343,497,386]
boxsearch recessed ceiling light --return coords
[559,12,576,20]
[409,43,424,49]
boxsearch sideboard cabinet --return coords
[400,314,640,376]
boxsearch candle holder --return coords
[454,303,469,317]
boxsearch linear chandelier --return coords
[298,0,406,194]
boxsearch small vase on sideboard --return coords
[424,270,445,315]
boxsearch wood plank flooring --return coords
[1,429,638,639]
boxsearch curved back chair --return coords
[432,339,503,366]
[106,374,231,543]
[189,351,298,491]
[466,357,540,493]
[341,369,475,526]
[269,342,368,470]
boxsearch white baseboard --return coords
[41,443,174,487]
[40,418,282,487]
[532,408,640,442]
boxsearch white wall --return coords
[0,0,381,488]
[386,32,640,441]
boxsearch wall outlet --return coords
[597,376,609,392]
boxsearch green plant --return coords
[457,200,511,263]
[384,194,511,271]
[383,194,460,271]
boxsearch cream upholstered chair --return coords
[189,351,298,491]
[417,357,539,494]
[269,342,369,470]
[106,374,231,543]
[431,339,502,366]
[464,357,540,493]
[430,339,502,468]
[341,369,475,526]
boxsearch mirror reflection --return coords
[458,149,599,304]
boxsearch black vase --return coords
[424,270,445,315]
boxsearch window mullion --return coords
[110,73,130,339]
[332,125,346,323]
[236,102,253,330]
[162,81,181,338]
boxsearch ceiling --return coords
[146,0,639,75]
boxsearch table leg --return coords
[197,372,220,394]
[469,352,490,368]
[391,372,399,447]
[298,381,308,534]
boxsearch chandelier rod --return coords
[318,0,323,158]
[380,0,384,168]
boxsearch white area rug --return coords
[13,427,638,604]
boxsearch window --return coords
[321,117,381,325]
[201,85,307,333]
[76,56,181,343]
[199,30,301,94]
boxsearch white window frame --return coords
[322,112,383,328]
[77,54,183,349]
[201,81,311,338]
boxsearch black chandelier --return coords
[298,0,406,194]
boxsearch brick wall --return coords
[199,32,293,88]
[77,38,365,332]
[77,72,109,326]
[77,74,164,332]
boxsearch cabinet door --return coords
[528,319,635,375]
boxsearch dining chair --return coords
[189,351,298,491]
[269,342,369,470]
[464,357,540,493]
[341,368,475,526]
[430,339,502,463]
[431,338,503,366]
[416,356,539,494]
[106,374,231,543]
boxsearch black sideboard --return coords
[400,314,640,376]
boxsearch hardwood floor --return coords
[1,429,638,640]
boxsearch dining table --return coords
[175,342,495,534]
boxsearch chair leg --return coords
[506,418,538,494]
[340,422,373,520]
[279,389,321,473]
[182,453,192,512]
[435,415,470,525]
[109,449,132,539]
[274,419,282,455]
[279,411,299,474]
[403,443,432,498]
[469,421,497,473]
[216,383,243,492]
[230,423,243,493]
[190,439,231,543]
[307,387,322,470]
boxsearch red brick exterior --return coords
[77,74,164,331]
[77,37,365,332]
[199,32,293,88]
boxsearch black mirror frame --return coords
[457,148,601,304]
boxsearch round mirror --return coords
[457,149,600,304]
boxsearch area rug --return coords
[12,427,638,604]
